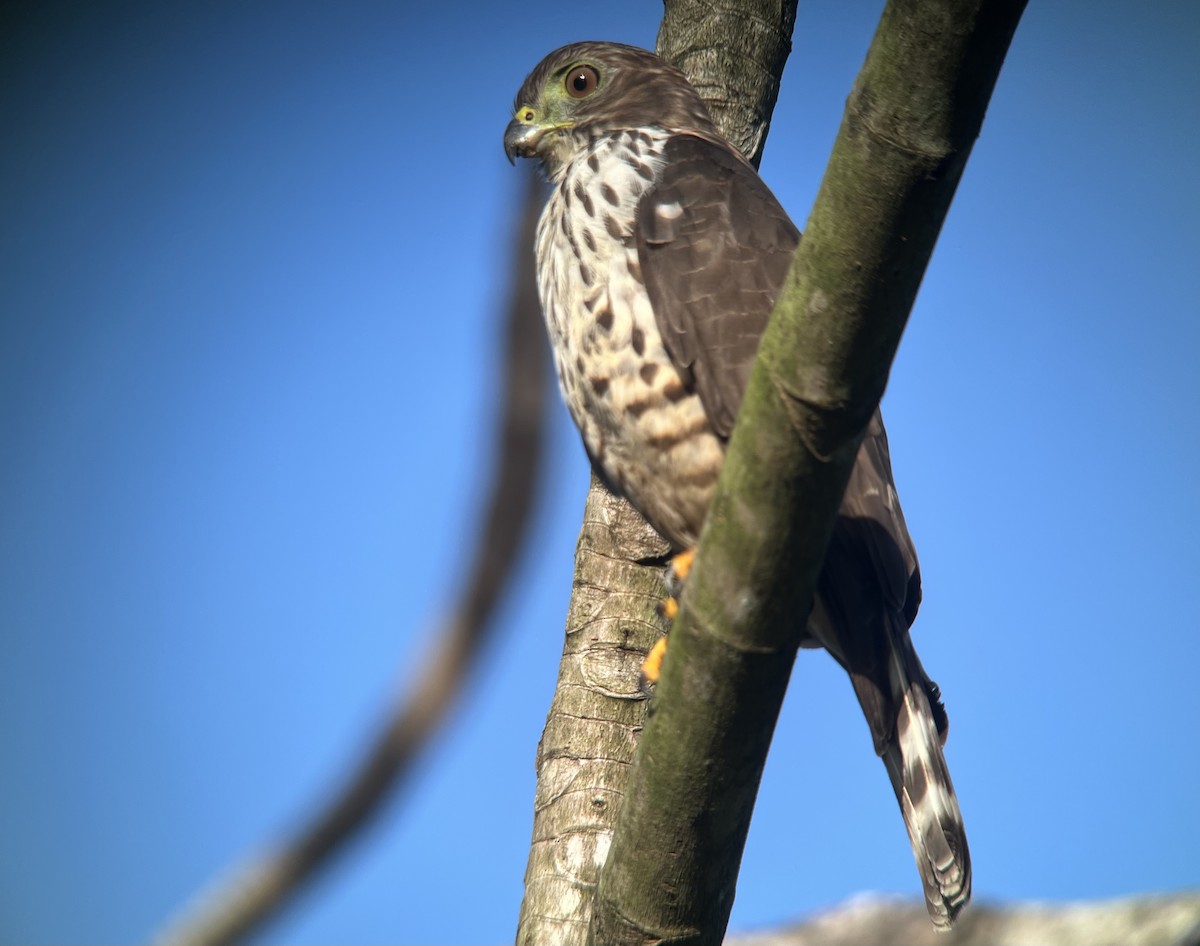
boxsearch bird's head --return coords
[504,42,718,178]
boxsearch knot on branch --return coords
[774,375,877,463]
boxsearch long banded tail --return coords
[878,621,971,931]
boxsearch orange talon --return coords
[641,635,669,688]
[669,547,696,584]
[642,547,697,691]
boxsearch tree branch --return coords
[514,472,669,946]
[155,168,549,946]
[589,2,1026,944]
[728,892,1200,946]
[656,0,798,168]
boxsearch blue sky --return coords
[2,1,1197,943]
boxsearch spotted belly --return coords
[546,245,724,549]
[535,131,727,548]
[581,376,724,552]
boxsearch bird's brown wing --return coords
[809,410,939,746]
[635,133,969,925]
[635,134,799,436]
[635,133,926,726]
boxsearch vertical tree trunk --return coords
[514,475,668,946]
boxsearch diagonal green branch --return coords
[589,2,1027,944]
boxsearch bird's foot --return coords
[640,548,696,690]
[659,547,695,619]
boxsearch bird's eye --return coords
[565,65,599,98]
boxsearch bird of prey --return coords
[504,41,971,930]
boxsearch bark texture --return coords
[515,475,669,945]
[656,0,798,168]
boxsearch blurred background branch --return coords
[154,168,549,946]
[729,892,1200,946]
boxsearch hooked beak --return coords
[503,117,545,165]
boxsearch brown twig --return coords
[154,168,549,946]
